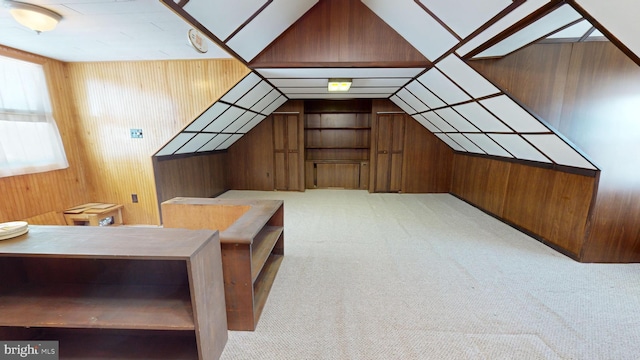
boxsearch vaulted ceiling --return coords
[2,0,638,171]
[155,0,640,172]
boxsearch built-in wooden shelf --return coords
[306,146,370,149]
[161,197,285,331]
[305,127,371,130]
[0,226,228,360]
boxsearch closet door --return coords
[273,114,303,191]
[374,114,405,192]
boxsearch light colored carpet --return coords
[217,190,640,360]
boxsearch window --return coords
[0,55,68,177]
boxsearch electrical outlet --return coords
[132,194,138,203]
[130,129,143,138]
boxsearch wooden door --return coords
[273,114,302,190]
[374,114,405,192]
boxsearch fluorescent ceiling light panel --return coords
[251,90,281,113]
[412,114,442,133]
[226,0,318,61]
[418,68,471,105]
[474,5,582,58]
[456,0,547,56]
[203,106,245,132]
[185,103,230,132]
[448,134,485,153]
[238,114,266,133]
[221,73,261,104]
[480,95,549,133]
[547,20,592,39]
[435,133,466,152]
[175,133,216,154]
[453,102,511,132]
[523,134,597,169]
[390,95,418,115]
[217,134,243,150]
[156,133,195,156]
[396,88,429,113]
[422,111,456,132]
[488,134,550,163]
[199,134,231,152]
[328,78,352,92]
[405,81,446,109]
[435,108,478,132]
[464,133,513,157]
[224,111,258,133]
[575,0,640,58]
[436,54,500,98]
[262,95,288,115]
[418,0,512,38]
[236,81,273,109]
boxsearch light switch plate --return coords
[130,129,143,138]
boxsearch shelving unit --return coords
[0,226,228,360]
[305,113,371,189]
[161,197,285,331]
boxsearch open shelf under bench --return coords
[161,197,285,331]
[0,226,228,360]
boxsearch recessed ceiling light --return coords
[328,78,352,92]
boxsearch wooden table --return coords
[63,203,123,226]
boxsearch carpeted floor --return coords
[216,190,640,360]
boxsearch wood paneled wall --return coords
[153,152,228,211]
[65,59,249,224]
[0,46,89,223]
[250,0,429,67]
[370,100,454,193]
[452,155,596,258]
[470,41,640,262]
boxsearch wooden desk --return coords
[63,203,123,226]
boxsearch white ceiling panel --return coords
[576,0,640,59]
[251,90,281,113]
[465,133,513,158]
[269,78,328,87]
[448,134,484,154]
[435,133,466,152]
[435,108,478,132]
[236,81,273,109]
[422,111,457,132]
[589,29,605,38]
[281,87,396,94]
[183,0,266,41]
[221,73,261,104]
[418,0,512,38]
[474,5,582,58]
[489,134,551,163]
[453,102,511,132]
[353,78,413,87]
[217,134,244,150]
[203,106,245,132]
[224,111,258,133]
[390,96,418,115]
[523,134,597,169]
[456,0,548,56]
[156,133,195,156]
[287,93,390,99]
[396,89,429,113]
[175,133,217,154]
[238,114,267,133]
[199,134,231,152]
[226,0,318,61]
[436,54,500,98]
[412,114,442,133]
[547,20,592,39]
[418,68,470,105]
[480,96,549,133]
[405,81,446,109]
[361,0,458,61]
[185,103,230,132]
[257,68,424,79]
[262,96,288,114]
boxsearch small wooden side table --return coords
[63,203,124,226]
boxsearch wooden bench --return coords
[161,197,284,331]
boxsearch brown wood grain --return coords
[473,41,640,262]
[250,0,430,67]
[227,114,275,190]
[65,59,249,225]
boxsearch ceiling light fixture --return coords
[328,78,352,92]
[5,0,62,33]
